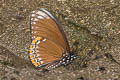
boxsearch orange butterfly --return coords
[29,8,77,70]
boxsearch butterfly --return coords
[29,8,77,70]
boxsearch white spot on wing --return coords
[36,41,40,44]
[31,14,36,17]
[37,16,44,19]
[71,58,73,60]
[31,18,34,20]
[67,60,69,62]
[36,11,46,16]
[36,11,50,19]
[53,66,56,68]
[32,11,35,13]
[36,46,39,49]
[42,38,46,42]
[35,58,38,62]
[33,22,36,24]
[34,18,38,21]
[32,36,36,39]
[32,26,37,29]
[38,58,42,61]
[60,61,62,63]
[35,50,39,53]
[36,54,40,57]
[31,22,36,24]
[62,62,65,64]
[40,61,44,64]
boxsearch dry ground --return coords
[0,0,120,80]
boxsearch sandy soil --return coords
[0,0,120,80]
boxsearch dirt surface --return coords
[0,0,120,80]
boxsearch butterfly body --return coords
[29,8,77,70]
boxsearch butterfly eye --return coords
[29,8,77,70]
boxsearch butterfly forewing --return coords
[31,9,69,50]
[29,8,70,68]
